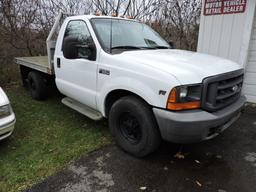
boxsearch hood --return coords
[115,49,242,84]
[0,87,9,106]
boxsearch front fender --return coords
[97,77,167,117]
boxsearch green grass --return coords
[0,84,111,192]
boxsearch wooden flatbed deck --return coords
[15,56,54,75]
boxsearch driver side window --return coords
[62,20,95,59]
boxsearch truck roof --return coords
[66,15,136,22]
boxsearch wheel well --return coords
[20,66,45,80]
[20,66,55,86]
[105,89,150,118]
[20,65,31,80]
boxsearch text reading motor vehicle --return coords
[15,13,245,157]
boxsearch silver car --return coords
[0,87,15,140]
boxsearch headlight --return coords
[0,105,11,118]
[167,84,202,111]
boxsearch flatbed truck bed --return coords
[15,56,54,75]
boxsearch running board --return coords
[62,97,103,121]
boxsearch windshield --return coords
[90,18,170,53]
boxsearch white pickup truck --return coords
[15,13,246,157]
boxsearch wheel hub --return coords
[119,113,142,144]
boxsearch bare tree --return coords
[87,0,161,21]
[124,0,161,21]
[86,0,125,16]
[0,0,202,85]
[0,0,43,55]
[155,0,201,50]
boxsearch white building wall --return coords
[197,0,256,103]
[244,12,256,102]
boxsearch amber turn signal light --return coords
[167,88,201,111]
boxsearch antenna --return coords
[110,17,113,54]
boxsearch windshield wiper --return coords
[152,46,170,49]
[110,45,170,52]
[133,46,171,49]
[111,46,143,50]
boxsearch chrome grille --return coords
[201,69,244,112]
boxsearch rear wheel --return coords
[20,66,30,88]
[109,96,161,157]
[28,71,48,100]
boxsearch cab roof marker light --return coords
[95,12,101,16]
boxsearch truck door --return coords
[55,20,97,109]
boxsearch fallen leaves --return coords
[174,151,185,159]
[195,160,200,164]
[195,180,202,187]
[139,186,147,191]
[216,155,222,159]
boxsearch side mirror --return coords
[63,37,96,61]
[168,41,175,49]
[88,44,97,61]
[63,37,79,59]
[76,44,96,61]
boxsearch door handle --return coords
[57,58,61,68]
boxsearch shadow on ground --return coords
[27,106,256,192]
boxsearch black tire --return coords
[28,71,48,100]
[20,66,29,88]
[109,96,161,157]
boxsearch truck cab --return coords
[15,14,246,157]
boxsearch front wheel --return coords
[109,96,161,157]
